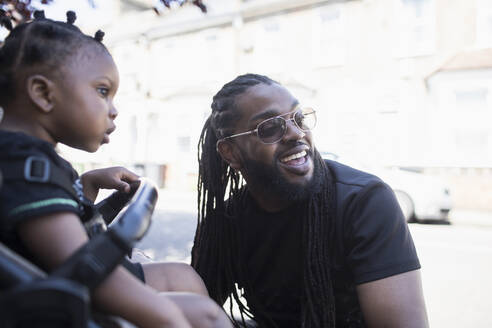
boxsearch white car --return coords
[321,152,452,223]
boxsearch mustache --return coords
[275,141,314,159]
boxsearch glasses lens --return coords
[295,108,316,131]
[257,117,286,143]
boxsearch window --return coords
[476,0,492,48]
[312,6,346,67]
[393,0,435,57]
[455,88,489,111]
[177,136,191,153]
[454,130,488,155]
[245,17,287,73]
[263,20,279,33]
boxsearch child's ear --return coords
[216,140,242,170]
[26,75,55,113]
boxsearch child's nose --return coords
[109,105,118,119]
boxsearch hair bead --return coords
[0,16,14,31]
[66,11,76,25]
[0,10,109,108]
[94,29,104,42]
[0,9,12,30]
[33,10,46,20]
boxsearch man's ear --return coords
[216,140,242,170]
[26,74,55,113]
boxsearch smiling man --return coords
[192,74,429,328]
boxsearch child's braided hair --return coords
[0,10,108,108]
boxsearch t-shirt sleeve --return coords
[344,182,421,284]
[0,163,80,236]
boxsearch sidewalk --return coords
[449,208,492,227]
[156,188,197,213]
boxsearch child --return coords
[0,11,231,328]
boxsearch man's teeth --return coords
[281,150,307,163]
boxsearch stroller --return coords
[0,168,158,328]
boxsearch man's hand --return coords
[80,166,140,202]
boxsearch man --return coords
[191,73,428,328]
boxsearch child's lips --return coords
[103,126,115,144]
[102,134,110,144]
[106,126,116,135]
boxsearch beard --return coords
[241,149,324,202]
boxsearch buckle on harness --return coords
[24,156,50,183]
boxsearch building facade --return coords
[76,0,492,208]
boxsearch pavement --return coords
[149,188,492,328]
[447,208,492,227]
[156,188,197,213]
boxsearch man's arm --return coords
[356,269,429,328]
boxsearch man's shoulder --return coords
[324,159,383,190]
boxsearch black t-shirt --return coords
[0,130,147,283]
[234,160,420,327]
[0,131,83,265]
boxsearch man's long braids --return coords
[192,73,338,327]
[0,10,107,108]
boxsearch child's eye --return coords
[97,87,109,97]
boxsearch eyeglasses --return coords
[218,107,316,146]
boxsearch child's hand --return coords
[80,166,140,202]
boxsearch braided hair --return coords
[192,73,338,327]
[0,10,108,108]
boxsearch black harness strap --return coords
[0,156,79,200]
